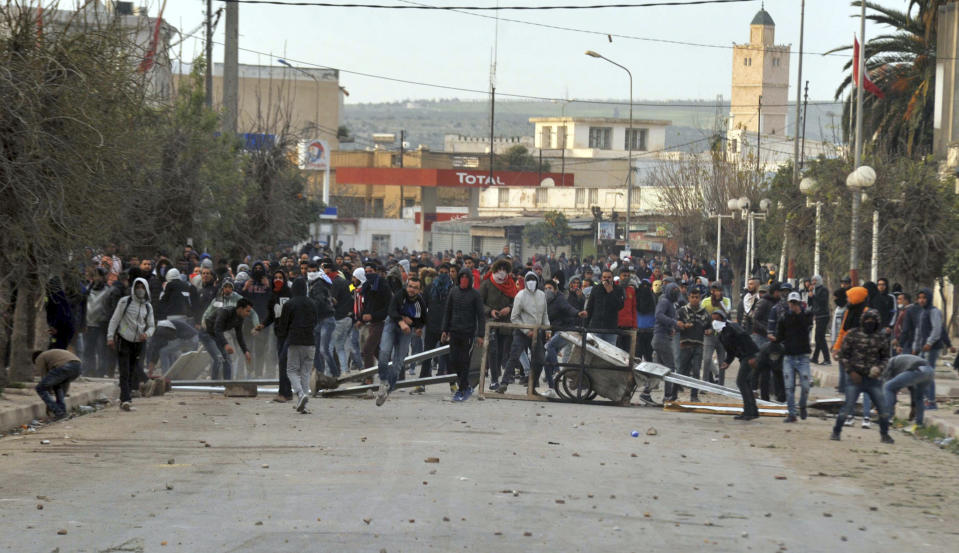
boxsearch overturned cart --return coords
[554,331,784,412]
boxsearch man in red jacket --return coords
[616,267,638,354]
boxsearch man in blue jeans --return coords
[775,292,814,422]
[832,310,894,443]
[911,288,943,410]
[376,277,427,406]
[33,349,83,420]
[883,354,935,426]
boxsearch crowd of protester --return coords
[31,242,955,444]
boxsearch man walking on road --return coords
[277,278,318,414]
[809,275,831,365]
[776,292,814,423]
[832,310,894,443]
[107,278,155,412]
[442,268,486,402]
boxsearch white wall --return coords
[478,186,667,217]
[336,218,422,251]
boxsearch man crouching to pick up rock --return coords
[34,349,82,420]
[832,310,894,443]
[713,308,760,420]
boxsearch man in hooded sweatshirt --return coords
[442,268,486,401]
[307,261,337,380]
[157,268,196,322]
[242,261,274,378]
[81,268,120,377]
[912,288,943,410]
[652,282,683,372]
[833,286,870,425]
[832,310,894,443]
[107,278,155,411]
[357,262,393,369]
[479,259,517,389]
[277,278,317,413]
[417,266,452,382]
[496,272,549,395]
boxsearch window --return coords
[744,57,752,67]
[541,126,553,149]
[588,127,612,149]
[372,198,384,217]
[588,189,599,205]
[372,234,390,253]
[404,198,415,208]
[556,125,567,150]
[625,128,648,151]
[575,188,586,206]
[498,188,509,207]
[730,139,738,154]
[536,188,549,205]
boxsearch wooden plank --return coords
[662,401,786,417]
[477,325,491,398]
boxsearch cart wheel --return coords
[556,368,596,402]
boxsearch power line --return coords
[395,0,848,58]
[219,0,756,10]
[180,28,841,108]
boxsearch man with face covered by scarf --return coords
[832,310,894,443]
[496,272,549,395]
[441,268,486,401]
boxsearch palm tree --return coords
[829,1,946,159]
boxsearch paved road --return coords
[1,389,957,552]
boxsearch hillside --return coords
[342,98,845,153]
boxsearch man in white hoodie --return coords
[107,278,155,411]
[497,272,549,394]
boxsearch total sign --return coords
[437,169,573,187]
[300,139,329,171]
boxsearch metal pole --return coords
[800,80,809,170]
[205,0,213,108]
[779,230,787,285]
[399,129,405,219]
[850,1,867,283]
[222,0,238,134]
[626,68,633,256]
[870,209,879,282]
[756,95,762,174]
[792,0,805,187]
[716,215,722,270]
[813,201,821,277]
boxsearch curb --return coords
[0,382,117,433]
[894,404,958,438]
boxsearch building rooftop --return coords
[529,116,671,127]
[751,9,775,26]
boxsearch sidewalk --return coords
[0,377,117,433]
[811,358,959,438]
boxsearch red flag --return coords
[138,1,167,73]
[853,36,885,99]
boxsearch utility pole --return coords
[399,129,405,219]
[205,0,213,108]
[756,95,762,175]
[850,1,867,283]
[222,0,238,134]
[791,0,805,187]
[800,81,809,170]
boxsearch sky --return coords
[160,0,910,105]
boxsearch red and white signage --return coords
[336,167,574,188]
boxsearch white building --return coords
[530,117,670,158]
[725,128,842,173]
[444,135,536,155]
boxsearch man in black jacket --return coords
[328,264,354,377]
[357,263,393,369]
[277,278,318,413]
[261,269,293,402]
[809,275,831,365]
[776,292,814,422]
[308,261,337,379]
[375,277,428,406]
[199,299,254,380]
[585,269,625,346]
[442,268,486,402]
[158,268,197,322]
[714,310,761,420]
[417,267,451,381]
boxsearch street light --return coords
[731,197,768,284]
[845,165,876,284]
[799,177,822,277]
[586,50,634,255]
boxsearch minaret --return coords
[730,8,791,136]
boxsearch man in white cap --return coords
[775,292,814,422]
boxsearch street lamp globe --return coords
[799,177,819,195]
[727,198,741,210]
[759,198,772,212]
[846,165,877,189]
[738,196,751,210]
